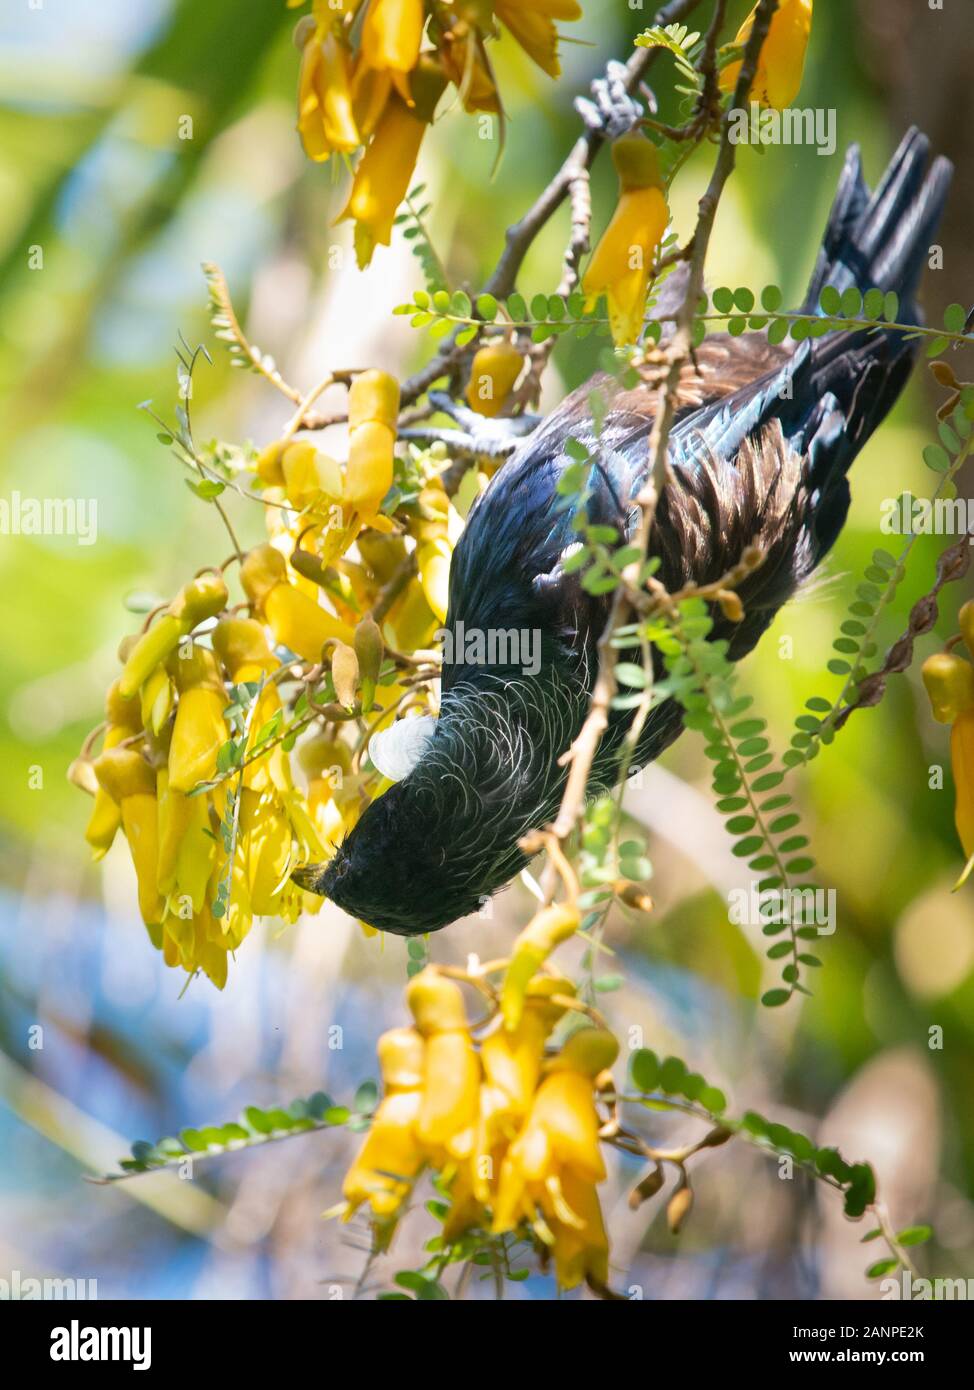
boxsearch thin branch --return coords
[549,0,780,849]
[399,0,707,407]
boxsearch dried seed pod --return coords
[629,1164,665,1210]
[619,884,654,913]
[666,1177,693,1234]
[331,641,360,709]
[717,589,744,623]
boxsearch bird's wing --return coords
[444,332,791,679]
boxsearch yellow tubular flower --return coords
[921,652,974,725]
[546,1170,610,1291]
[281,440,342,513]
[495,1,583,79]
[952,708,974,862]
[157,768,214,912]
[358,529,408,584]
[344,369,401,519]
[167,646,228,794]
[346,422,394,516]
[582,133,668,348]
[360,0,425,77]
[93,748,165,928]
[492,1027,617,1242]
[385,579,439,652]
[417,539,451,624]
[350,64,393,142]
[212,618,291,792]
[473,978,575,1204]
[239,788,293,917]
[501,902,580,1030]
[85,680,142,860]
[240,543,353,661]
[342,1027,427,1228]
[719,0,813,110]
[407,968,481,1159]
[140,665,173,736]
[483,977,574,1111]
[118,573,228,699]
[465,340,523,418]
[297,21,360,160]
[339,57,447,268]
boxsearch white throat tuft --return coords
[368,715,438,782]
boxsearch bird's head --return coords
[292,776,485,935]
[291,672,590,936]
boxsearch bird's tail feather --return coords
[802,127,953,317]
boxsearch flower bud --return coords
[354,615,383,711]
[377,1026,425,1091]
[172,572,229,626]
[406,967,469,1034]
[256,441,286,487]
[465,341,523,418]
[921,652,974,724]
[629,1163,665,1209]
[348,370,400,432]
[240,544,288,608]
[611,131,663,192]
[106,678,142,731]
[717,589,744,623]
[547,1026,620,1078]
[212,617,275,677]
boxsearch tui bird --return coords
[293,128,952,935]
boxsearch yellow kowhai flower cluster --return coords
[252,370,469,647]
[921,600,974,889]
[288,0,584,266]
[335,911,622,1293]
[78,586,330,989]
[73,367,470,978]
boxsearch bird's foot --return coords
[399,391,542,462]
[574,59,645,141]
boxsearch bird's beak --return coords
[291,862,327,896]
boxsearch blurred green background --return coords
[1,0,972,1299]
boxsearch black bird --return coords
[294,129,952,935]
